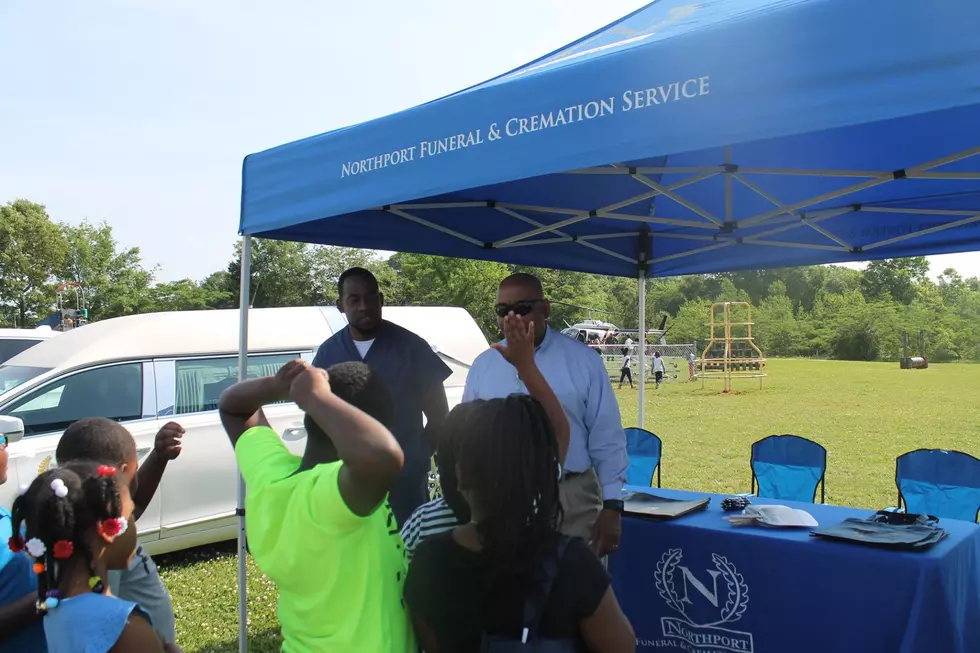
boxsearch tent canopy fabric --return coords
[241,0,980,278]
[233,3,979,650]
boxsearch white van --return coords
[0,327,59,365]
[0,306,488,555]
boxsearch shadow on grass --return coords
[191,628,282,653]
[155,540,237,570]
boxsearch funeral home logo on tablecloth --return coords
[647,548,753,653]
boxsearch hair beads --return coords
[50,478,69,498]
[38,590,62,612]
[52,541,73,559]
[10,462,126,615]
[97,517,128,543]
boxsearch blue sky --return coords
[1,0,977,283]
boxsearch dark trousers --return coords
[619,366,633,386]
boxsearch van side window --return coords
[174,353,301,415]
[3,363,144,436]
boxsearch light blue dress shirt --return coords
[463,327,628,500]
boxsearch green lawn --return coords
[158,358,980,652]
[621,358,980,508]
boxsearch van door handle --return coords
[137,447,152,461]
[282,428,306,442]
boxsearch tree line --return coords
[3,199,979,362]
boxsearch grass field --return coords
[157,358,980,652]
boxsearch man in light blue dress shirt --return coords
[463,273,628,556]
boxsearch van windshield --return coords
[0,339,43,365]
[0,365,50,395]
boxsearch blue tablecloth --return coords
[609,487,980,653]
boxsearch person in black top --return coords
[404,363,635,652]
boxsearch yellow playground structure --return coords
[699,302,767,392]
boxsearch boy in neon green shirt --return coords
[219,359,415,653]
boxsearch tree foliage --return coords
[393,254,510,337]
[61,221,156,319]
[860,257,929,305]
[2,198,980,363]
[0,200,66,326]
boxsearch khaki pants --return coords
[558,467,602,542]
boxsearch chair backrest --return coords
[896,449,980,522]
[624,427,662,488]
[750,434,826,503]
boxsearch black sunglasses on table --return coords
[494,299,547,318]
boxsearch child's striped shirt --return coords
[400,497,460,562]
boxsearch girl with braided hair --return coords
[10,462,181,653]
[404,319,635,653]
[401,312,571,562]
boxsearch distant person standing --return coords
[618,349,634,390]
[313,268,451,525]
[653,351,665,389]
[688,351,697,380]
[588,334,603,357]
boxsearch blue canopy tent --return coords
[233,0,980,648]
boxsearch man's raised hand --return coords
[491,313,535,371]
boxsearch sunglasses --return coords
[494,300,545,318]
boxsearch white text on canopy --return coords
[339,75,710,178]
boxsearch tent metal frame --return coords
[234,144,978,651]
[236,236,252,652]
[379,145,980,268]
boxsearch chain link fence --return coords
[591,343,697,383]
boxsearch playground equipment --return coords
[699,302,767,392]
[900,330,928,369]
[55,283,88,331]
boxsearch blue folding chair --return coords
[896,449,980,522]
[750,434,826,503]
[624,427,661,488]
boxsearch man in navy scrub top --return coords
[313,267,451,526]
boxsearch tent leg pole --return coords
[637,270,646,428]
[236,235,252,653]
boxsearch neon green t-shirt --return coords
[235,425,415,653]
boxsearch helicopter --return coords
[554,302,669,344]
